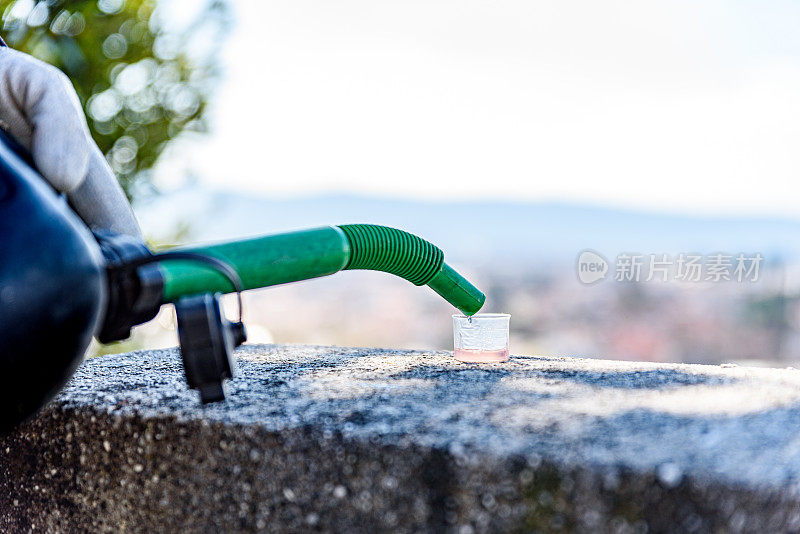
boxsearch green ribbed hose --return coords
[160,224,485,315]
[339,224,443,285]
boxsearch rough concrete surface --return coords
[3,344,800,533]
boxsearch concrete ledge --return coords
[2,344,800,532]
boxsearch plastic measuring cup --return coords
[452,313,511,363]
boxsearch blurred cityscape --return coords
[104,187,800,367]
[118,260,800,367]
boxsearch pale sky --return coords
[157,0,800,216]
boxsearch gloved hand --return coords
[0,47,141,237]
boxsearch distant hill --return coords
[136,186,800,265]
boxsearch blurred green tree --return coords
[0,0,229,200]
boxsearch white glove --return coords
[0,48,141,237]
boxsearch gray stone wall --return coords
[2,344,800,532]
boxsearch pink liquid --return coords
[454,348,509,363]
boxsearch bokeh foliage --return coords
[0,0,228,199]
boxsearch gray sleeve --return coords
[66,145,142,238]
[0,48,142,238]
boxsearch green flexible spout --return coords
[158,224,485,316]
